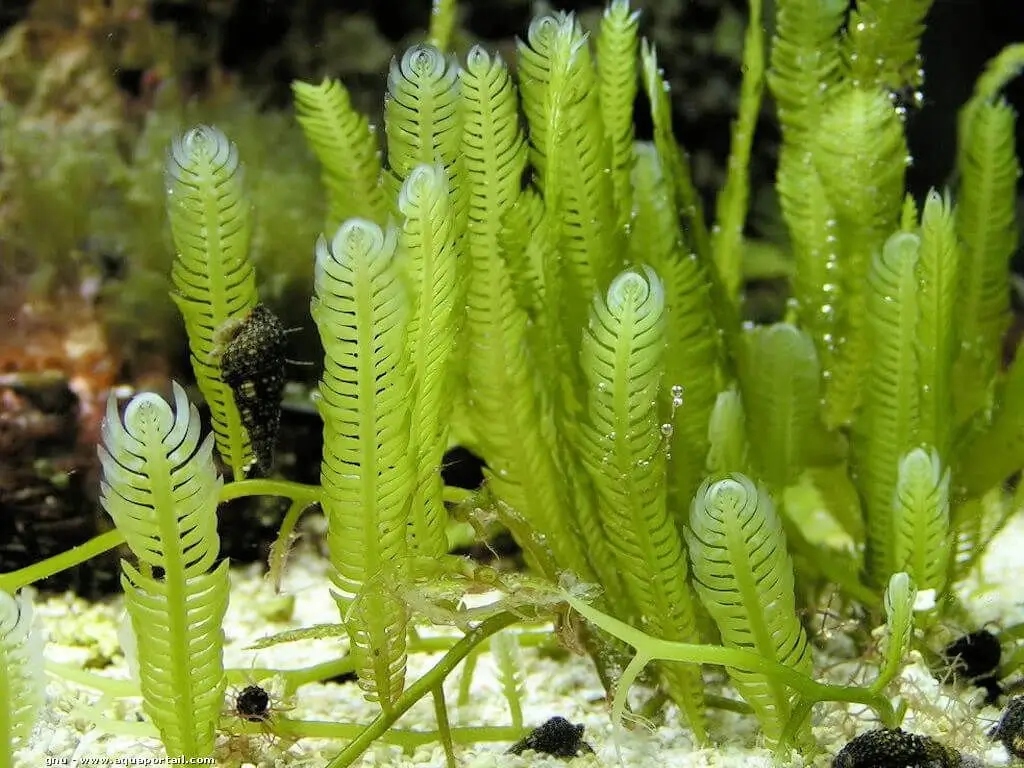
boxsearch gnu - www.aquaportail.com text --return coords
[46,758,217,766]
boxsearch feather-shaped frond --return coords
[397,164,461,558]
[953,98,1019,427]
[892,448,949,594]
[706,388,749,476]
[915,191,959,459]
[967,44,1024,105]
[710,0,765,300]
[873,572,916,691]
[579,266,706,738]
[947,488,1016,584]
[0,590,43,753]
[166,125,258,478]
[776,149,841,411]
[292,78,388,229]
[518,13,619,299]
[98,384,228,757]
[580,267,666,554]
[462,217,595,585]
[516,14,576,196]
[459,43,594,585]
[498,188,569,397]
[99,384,223,577]
[767,0,847,143]
[457,45,529,454]
[629,143,721,512]
[900,194,919,232]
[813,88,907,427]
[549,16,619,300]
[957,339,1024,496]
[499,194,634,617]
[814,88,907,239]
[842,0,933,93]
[596,0,639,229]
[856,232,921,587]
[498,186,547,319]
[460,46,528,251]
[685,475,812,747]
[312,220,413,602]
[461,45,542,366]
[490,631,525,729]
[346,580,409,709]
[461,46,543,385]
[628,142,678,265]
[640,41,710,263]
[662,266,722,513]
[769,0,845,421]
[385,45,464,226]
[742,323,820,489]
[312,219,413,708]
[807,464,864,544]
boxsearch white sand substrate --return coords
[15,511,1024,767]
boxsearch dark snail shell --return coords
[833,728,967,768]
[219,303,287,474]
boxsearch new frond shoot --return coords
[166,126,260,479]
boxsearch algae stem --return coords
[0,529,125,592]
[565,593,896,727]
[267,496,313,592]
[219,479,471,507]
[280,657,355,694]
[457,645,481,707]
[442,486,474,505]
[325,611,520,767]
[411,628,554,653]
[0,477,327,593]
[432,684,457,768]
[219,478,321,505]
[45,660,139,697]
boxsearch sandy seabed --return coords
[16,513,1024,768]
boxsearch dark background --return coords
[3,0,1021,206]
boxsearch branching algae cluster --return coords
[1,0,1023,764]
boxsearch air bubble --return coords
[670,384,685,409]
